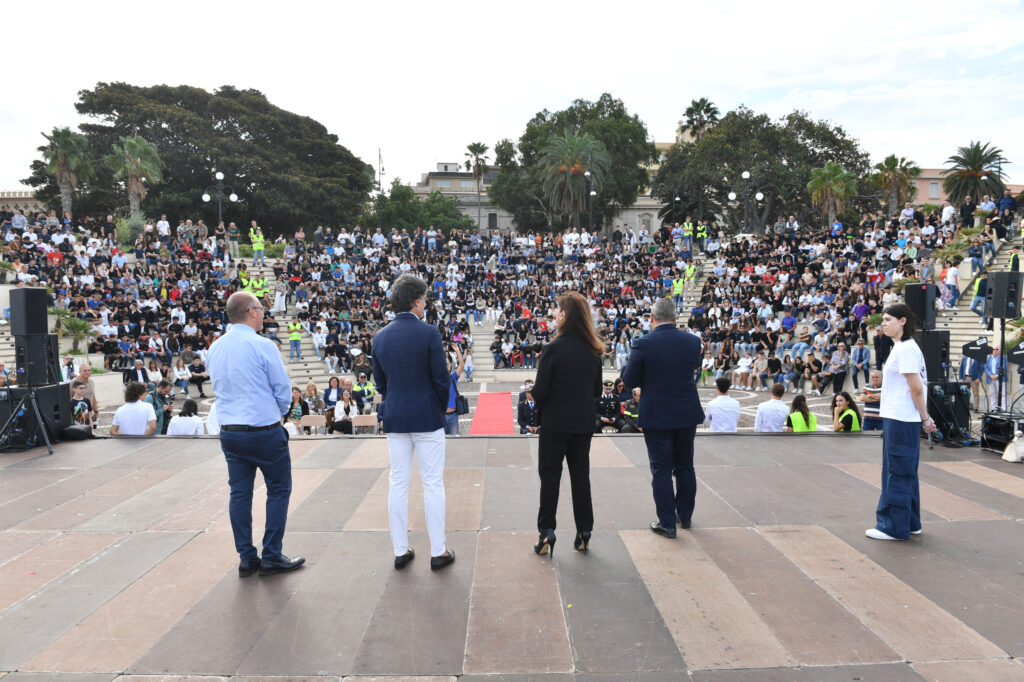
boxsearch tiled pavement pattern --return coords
[2,434,1024,681]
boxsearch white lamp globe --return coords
[202,193,211,202]
[229,193,238,202]
[215,171,224,181]
[755,192,764,201]
[728,192,737,201]
[742,171,751,179]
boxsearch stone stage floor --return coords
[1,433,1024,682]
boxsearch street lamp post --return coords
[202,171,238,224]
[585,162,595,233]
[377,149,385,235]
[727,170,765,233]
[672,187,681,224]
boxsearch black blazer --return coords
[621,324,704,430]
[532,332,602,433]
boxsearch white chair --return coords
[352,414,378,435]
[299,414,327,435]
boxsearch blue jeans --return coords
[790,342,809,359]
[220,427,292,562]
[643,425,697,530]
[970,294,987,324]
[875,418,921,539]
[971,256,985,275]
[946,284,960,307]
[863,416,883,431]
[289,339,301,360]
[254,248,265,265]
[445,411,459,435]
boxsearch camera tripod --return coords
[0,387,54,455]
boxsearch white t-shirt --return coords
[167,415,205,435]
[880,339,926,422]
[111,401,156,435]
[705,395,741,433]
[754,399,790,433]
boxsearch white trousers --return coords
[387,428,447,557]
[272,291,287,315]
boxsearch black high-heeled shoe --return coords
[573,531,591,551]
[534,529,556,558]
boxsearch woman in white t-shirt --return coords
[167,399,205,436]
[867,303,936,542]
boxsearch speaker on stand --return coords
[905,283,938,330]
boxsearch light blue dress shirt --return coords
[207,323,292,427]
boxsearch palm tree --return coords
[872,154,920,217]
[680,97,720,142]
[105,135,164,218]
[41,127,93,219]
[464,142,490,232]
[61,317,97,365]
[807,162,858,227]
[538,129,611,229]
[942,141,1007,207]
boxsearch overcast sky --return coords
[4,0,1023,196]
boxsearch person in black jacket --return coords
[517,387,540,434]
[531,291,603,557]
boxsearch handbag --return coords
[451,377,469,415]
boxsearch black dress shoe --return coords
[430,549,456,571]
[680,519,692,530]
[650,521,677,539]
[394,549,415,570]
[238,557,260,578]
[259,555,305,576]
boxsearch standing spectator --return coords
[873,327,894,370]
[957,355,983,412]
[70,381,93,428]
[830,342,850,394]
[867,303,935,541]
[985,345,1008,411]
[861,370,883,430]
[754,383,790,432]
[167,399,206,435]
[622,297,704,537]
[371,274,454,571]
[850,339,871,390]
[944,260,961,307]
[208,291,304,576]
[110,382,157,436]
[76,365,99,425]
[704,377,741,433]
[532,292,603,555]
[970,270,988,326]
[443,345,465,435]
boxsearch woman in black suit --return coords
[531,291,604,557]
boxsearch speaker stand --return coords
[997,318,1007,413]
[0,389,54,455]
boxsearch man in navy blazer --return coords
[371,274,455,571]
[622,297,705,538]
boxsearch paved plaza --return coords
[1,432,1024,681]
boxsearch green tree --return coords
[489,94,656,232]
[23,83,373,236]
[941,141,1007,207]
[464,142,489,231]
[359,179,474,236]
[807,162,858,227]
[680,97,720,142]
[61,316,97,355]
[872,154,921,217]
[105,134,164,219]
[41,127,93,219]
[538,129,611,229]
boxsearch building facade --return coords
[0,190,45,216]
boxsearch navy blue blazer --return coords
[621,324,704,430]
[371,312,450,433]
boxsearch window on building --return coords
[488,213,498,229]
[929,181,940,199]
[461,180,475,189]
[436,180,451,188]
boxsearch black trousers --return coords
[831,371,847,395]
[537,429,594,532]
[595,417,626,433]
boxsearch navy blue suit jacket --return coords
[621,324,704,430]
[371,312,450,433]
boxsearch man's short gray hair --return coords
[651,297,676,323]
[390,274,427,313]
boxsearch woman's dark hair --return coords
[555,292,604,357]
[790,394,810,422]
[882,302,919,342]
[179,399,199,418]
[830,391,861,428]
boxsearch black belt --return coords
[220,423,281,432]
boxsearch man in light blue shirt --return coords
[208,291,304,578]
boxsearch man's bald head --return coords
[226,291,260,323]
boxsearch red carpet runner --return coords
[468,392,515,435]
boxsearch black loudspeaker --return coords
[927,381,971,441]
[987,271,1023,319]
[9,287,49,336]
[904,283,937,330]
[0,384,71,446]
[14,335,58,387]
[920,329,950,382]
[980,413,1024,450]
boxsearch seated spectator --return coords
[518,386,540,434]
[754,383,790,432]
[830,391,862,432]
[282,386,308,436]
[188,356,209,398]
[784,394,817,432]
[167,399,205,435]
[704,377,740,433]
[330,389,359,434]
[110,381,157,436]
[595,380,626,432]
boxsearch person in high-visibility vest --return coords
[251,275,268,299]
[695,222,709,253]
[683,258,698,300]
[250,222,266,267]
[352,372,377,415]
[238,271,252,293]
[785,395,817,432]
[1009,244,1021,272]
[288,317,303,362]
[671,274,685,311]
[831,392,862,432]
[681,217,694,251]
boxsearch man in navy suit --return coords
[622,297,705,538]
[371,274,455,571]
